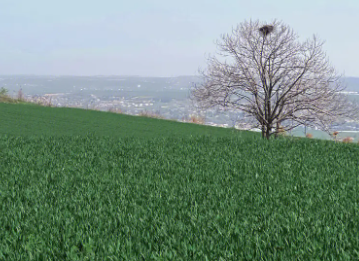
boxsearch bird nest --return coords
[259,25,274,36]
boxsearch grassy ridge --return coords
[0,133,359,260]
[0,102,256,139]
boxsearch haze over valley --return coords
[1,74,359,141]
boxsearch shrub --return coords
[276,126,286,137]
[17,89,25,101]
[108,107,124,114]
[86,103,99,111]
[342,137,353,143]
[0,95,14,103]
[27,96,54,107]
[0,87,8,96]
[332,131,339,142]
[188,115,205,124]
[138,110,164,119]
[0,87,12,103]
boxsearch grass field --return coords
[0,102,255,140]
[1,103,359,260]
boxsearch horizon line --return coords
[0,74,201,78]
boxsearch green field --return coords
[1,102,359,260]
[0,103,254,140]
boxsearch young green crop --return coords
[0,133,358,260]
[0,102,256,140]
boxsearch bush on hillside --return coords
[276,126,287,137]
[108,106,124,114]
[0,87,16,103]
[0,87,8,96]
[181,115,205,125]
[342,137,354,143]
[138,110,164,119]
[17,89,25,101]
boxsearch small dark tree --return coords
[191,20,358,139]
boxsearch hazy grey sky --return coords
[1,0,358,76]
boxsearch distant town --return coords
[2,75,359,137]
[24,88,359,135]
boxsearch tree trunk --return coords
[265,124,271,140]
[261,124,271,139]
[261,125,266,139]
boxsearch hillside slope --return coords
[1,102,359,259]
[0,102,257,139]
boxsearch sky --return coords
[0,0,358,77]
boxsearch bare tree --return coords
[17,88,24,101]
[191,20,358,139]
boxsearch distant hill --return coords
[344,77,359,92]
[167,76,359,93]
